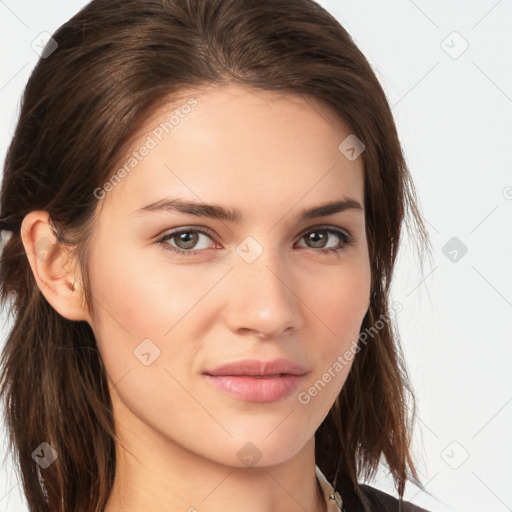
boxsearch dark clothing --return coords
[317,465,431,512]
[356,483,430,512]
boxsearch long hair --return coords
[0,1,432,510]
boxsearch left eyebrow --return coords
[132,197,364,223]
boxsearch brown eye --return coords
[296,227,353,254]
[173,231,200,250]
[157,227,217,256]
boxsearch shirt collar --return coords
[316,465,344,511]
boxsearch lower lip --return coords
[203,374,305,402]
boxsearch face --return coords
[86,84,371,468]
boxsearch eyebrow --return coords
[132,196,364,222]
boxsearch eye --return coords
[156,225,355,257]
[296,226,354,255]
[157,227,218,256]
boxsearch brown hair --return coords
[0,0,432,511]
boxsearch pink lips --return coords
[203,358,308,403]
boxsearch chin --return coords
[206,427,311,469]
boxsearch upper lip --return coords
[203,358,308,377]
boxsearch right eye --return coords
[156,227,219,257]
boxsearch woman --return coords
[0,0,433,511]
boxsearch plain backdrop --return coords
[1,1,511,511]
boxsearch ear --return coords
[20,210,92,323]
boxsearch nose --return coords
[223,241,303,340]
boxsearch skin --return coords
[21,84,371,512]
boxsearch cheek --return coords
[88,247,220,378]
[304,259,370,382]
[295,265,370,418]
[86,248,171,374]
[314,261,370,333]
[92,246,191,332]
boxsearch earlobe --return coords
[20,211,91,323]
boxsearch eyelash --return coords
[156,226,355,258]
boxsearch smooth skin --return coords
[21,84,371,512]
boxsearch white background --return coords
[1,1,511,511]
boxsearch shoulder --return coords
[358,483,431,512]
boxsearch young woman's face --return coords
[86,84,371,468]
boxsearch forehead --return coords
[98,84,365,223]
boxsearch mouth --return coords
[203,373,306,402]
[203,357,308,377]
[202,358,308,402]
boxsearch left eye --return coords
[157,226,354,257]
[296,228,353,253]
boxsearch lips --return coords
[203,358,308,377]
[202,358,308,402]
